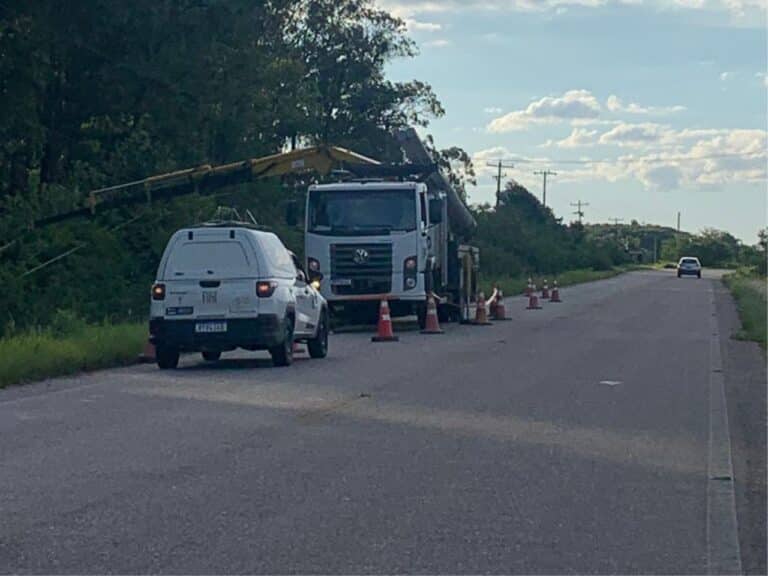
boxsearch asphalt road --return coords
[1,271,764,574]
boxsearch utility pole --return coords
[677,211,681,232]
[487,160,515,208]
[571,200,590,224]
[533,170,557,208]
[609,217,624,240]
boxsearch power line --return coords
[609,217,624,226]
[486,160,515,208]
[533,169,557,208]
[571,200,590,224]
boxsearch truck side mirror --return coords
[285,200,299,227]
[429,198,444,224]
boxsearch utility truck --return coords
[304,129,480,326]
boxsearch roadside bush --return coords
[49,309,88,337]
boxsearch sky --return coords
[379,0,767,243]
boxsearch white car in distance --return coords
[677,256,702,279]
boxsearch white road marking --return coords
[599,380,623,386]
[706,288,742,575]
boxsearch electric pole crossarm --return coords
[487,160,515,208]
[570,200,590,224]
[534,170,557,208]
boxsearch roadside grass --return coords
[484,265,642,297]
[0,322,147,389]
[723,271,767,349]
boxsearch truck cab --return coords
[305,181,446,323]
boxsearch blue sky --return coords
[380,0,767,243]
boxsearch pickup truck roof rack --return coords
[191,220,272,231]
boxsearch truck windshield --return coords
[308,189,417,235]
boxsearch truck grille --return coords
[331,244,392,295]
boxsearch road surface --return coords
[1,270,765,574]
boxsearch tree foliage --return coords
[0,0,443,334]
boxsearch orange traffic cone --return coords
[541,279,550,300]
[421,296,444,334]
[372,299,399,342]
[550,280,562,303]
[140,339,156,363]
[473,292,493,325]
[493,290,511,320]
[525,278,533,297]
[527,284,542,310]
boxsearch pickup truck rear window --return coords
[165,241,251,278]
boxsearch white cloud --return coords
[720,71,732,82]
[423,39,451,48]
[487,89,601,132]
[543,127,600,148]
[375,0,766,26]
[756,72,768,87]
[473,126,766,193]
[551,127,767,189]
[599,122,668,146]
[484,107,504,114]
[407,19,442,32]
[606,95,686,115]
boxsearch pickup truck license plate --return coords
[195,321,227,334]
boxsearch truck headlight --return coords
[403,256,418,291]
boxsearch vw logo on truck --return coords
[353,248,370,265]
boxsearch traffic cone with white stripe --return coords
[527,284,542,310]
[550,280,562,303]
[421,296,444,334]
[541,279,550,300]
[372,299,399,342]
[525,278,533,297]
[473,292,493,325]
[493,290,511,321]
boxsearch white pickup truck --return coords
[149,222,329,369]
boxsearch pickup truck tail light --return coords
[256,281,278,298]
[152,283,166,301]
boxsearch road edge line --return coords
[707,288,743,575]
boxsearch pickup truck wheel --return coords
[202,350,221,362]
[157,347,180,370]
[308,311,329,359]
[269,318,294,367]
